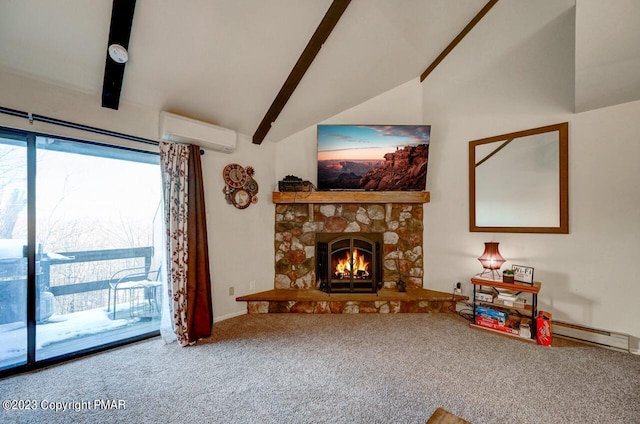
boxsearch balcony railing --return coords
[0,246,155,324]
[40,246,154,297]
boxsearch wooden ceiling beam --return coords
[253,0,351,145]
[420,0,499,82]
[102,0,137,110]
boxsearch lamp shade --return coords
[478,242,505,270]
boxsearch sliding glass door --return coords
[0,128,162,373]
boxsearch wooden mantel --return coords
[272,191,430,204]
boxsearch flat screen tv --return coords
[317,124,431,191]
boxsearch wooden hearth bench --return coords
[236,287,467,314]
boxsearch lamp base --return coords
[477,269,501,280]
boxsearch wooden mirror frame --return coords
[469,122,569,234]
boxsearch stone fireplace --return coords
[274,198,425,291]
[237,191,460,314]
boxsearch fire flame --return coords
[335,249,370,279]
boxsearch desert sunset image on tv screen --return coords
[317,125,431,191]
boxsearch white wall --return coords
[205,134,276,321]
[0,68,277,323]
[424,96,640,345]
[420,0,640,347]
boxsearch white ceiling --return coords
[0,1,638,142]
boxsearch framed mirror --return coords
[469,122,568,233]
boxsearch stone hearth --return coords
[237,288,460,314]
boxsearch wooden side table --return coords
[470,276,541,342]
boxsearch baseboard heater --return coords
[552,321,629,352]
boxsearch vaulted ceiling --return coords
[0,1,638,142]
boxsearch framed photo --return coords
[512,265,534,284]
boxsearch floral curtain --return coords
[159,142,213,346]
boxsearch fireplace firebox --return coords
[316,233,382,293]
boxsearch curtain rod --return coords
[0,105,159,146]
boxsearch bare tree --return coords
[0,188,26,238]
[0,145,27,239]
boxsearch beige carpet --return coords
[1,313,639,423]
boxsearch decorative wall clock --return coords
[223,163,247,188]
[223,164,258,209]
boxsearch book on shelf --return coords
[476,306,508,319]
[475,290,494,302]
[475,316,519,335]
[493,297,528,309]
[497,292,517,301]
[477,312,506,326]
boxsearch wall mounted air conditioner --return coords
[159,111,236,153]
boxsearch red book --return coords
[476,317,519,335]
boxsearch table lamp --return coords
[477,241,505,280]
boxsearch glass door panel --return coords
[34,136,162,360]
[0,132,28,371]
